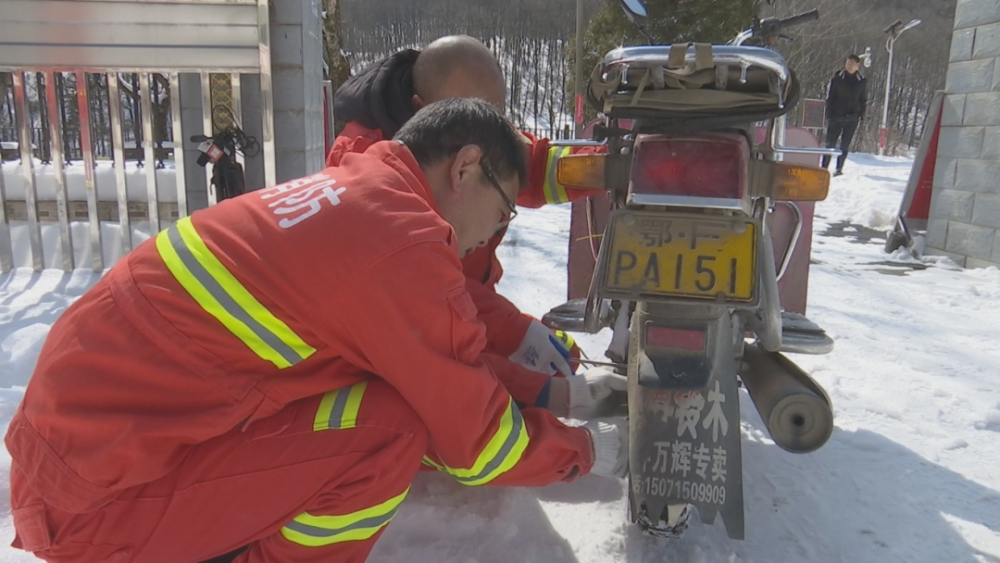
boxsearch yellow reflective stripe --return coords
[439,398,529,486]
[554,330,575,351]
[422,455,446,471]
[156,217,315,369]
[280,486,409,547]
[313,381,368,431]
[543,146,572,204]
[313,391,339,432]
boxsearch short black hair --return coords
[393,98,527,186]
[847,54,861,63]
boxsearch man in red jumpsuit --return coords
[329,35,606,378]
[5,99,627,563]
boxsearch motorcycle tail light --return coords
[645,325,706,352]
[630,134,749,200]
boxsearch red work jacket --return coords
[327,122,603,357]
[5,141,593,515]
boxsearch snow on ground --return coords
[815,153,916,231]
[0,154,999,562]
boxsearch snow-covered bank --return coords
[1,220,155,271]
[815,153,914,231]
[2,159,181,203]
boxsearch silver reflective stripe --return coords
[325,387,352,430]
[283,508,398,539]
[165,225,303,367]
[454,405,525,484]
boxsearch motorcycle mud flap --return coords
[627,303,745,540]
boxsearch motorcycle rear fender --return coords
[627,301,746,540]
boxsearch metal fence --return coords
[0,0,277,274]
[0,73,173,164]
[521,125,575,141]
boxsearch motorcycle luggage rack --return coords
[599,45,791,83]
[589,44,796,120]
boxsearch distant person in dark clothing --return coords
[822,54,867,176]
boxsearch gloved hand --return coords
[567,366,628,420]
[582,418,629,479]
[510,320,574,376]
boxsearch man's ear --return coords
[448,144,484,194]
[411,94,426,112]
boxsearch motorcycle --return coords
[542,0,841,540]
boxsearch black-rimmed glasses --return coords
[480,161,518,222]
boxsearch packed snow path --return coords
[0,155,997,562]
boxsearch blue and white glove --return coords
[510,320,575,376]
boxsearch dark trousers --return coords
[822,117,860,171]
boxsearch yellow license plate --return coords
[601,213,757,301]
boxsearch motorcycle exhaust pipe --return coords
[738,344,833,454]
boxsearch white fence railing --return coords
[0,0,277,273]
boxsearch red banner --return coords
[906,103,943,221]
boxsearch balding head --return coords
[411,35,506,113]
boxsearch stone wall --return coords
[926,0,1000,268]
[271,0,327,184]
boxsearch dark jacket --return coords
[332,49,419,138]
[826,70,867,121]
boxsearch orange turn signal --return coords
[772,163,830,201]
[556,154,606,190]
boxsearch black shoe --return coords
[833,170,844,177]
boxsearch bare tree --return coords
[323,0,352,92]
[2,0,954,159]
